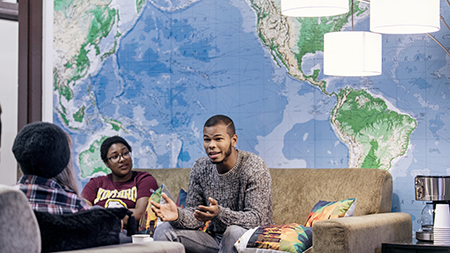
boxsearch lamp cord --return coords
[433,1,450,58]
[441,16,450,32]
[351,0,354,31]
[445,0,450,32]
[427,33,450,57]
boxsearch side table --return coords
[382,242,450,253]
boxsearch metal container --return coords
[415,175,450,201]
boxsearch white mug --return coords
[132,234,153,243]
[435,204,450,228]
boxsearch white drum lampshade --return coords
[281,0,349,17]
[370,0,440,34]
[324,31,382,76]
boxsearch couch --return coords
[1,168,412,253]
[137,168,412,253]
[0,183,185,253]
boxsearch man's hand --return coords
[151,193,178,221]
[194,197,219,222]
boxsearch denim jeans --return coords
[154,222,247,253]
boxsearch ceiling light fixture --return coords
[324,31,382,76]
[281,0,349,17]
[323,0,382,76]
[370,0,440,34]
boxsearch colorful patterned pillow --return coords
[304,198,356,227]
[234,223,313,253]
[176,188,187,208]
[138,184,173,236]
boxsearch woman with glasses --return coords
[81,136,158,226]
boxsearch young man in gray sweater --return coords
[152,115,273,253]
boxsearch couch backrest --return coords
[143,168,191,200]
[135,168,392,225]
[270,168,392,224]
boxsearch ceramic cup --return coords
[132,234,153,243]
[435,204,450,228]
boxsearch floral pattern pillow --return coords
[235,223,313,253]
[304,198,356,227]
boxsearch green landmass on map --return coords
[251,0,366,93]
[107,118,126,132]
[331,88,417,170]
[79,136,110,178]
[136,0,145,13]
[54,0,119,120]
[71,6,117,86]
[73,106,86,123]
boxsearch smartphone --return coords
[196,207,207,213]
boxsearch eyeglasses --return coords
[107,151,131,163]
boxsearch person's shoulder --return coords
[134,170,153,178]
[236,151,271,184]
[240,150,266,164]
[240,150,261,158]
[133,170,150,177]
[238,150,269,172]
[85,174,110,185]
[133,170,157,181]
[190,156,214,174]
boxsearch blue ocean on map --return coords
[65,0,346,170]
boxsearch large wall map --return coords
[53,0,450,233]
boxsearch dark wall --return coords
[17,0,43,178]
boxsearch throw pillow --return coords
[304,198,356,227]
[234,223,313,253]
[176,188,187,208]
[138,184,173,236]
[34,208,128,252]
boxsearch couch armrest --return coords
[0,184,41,252]
[57,241,185,253]
[312,212,412,253]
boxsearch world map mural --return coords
[53,0,450,233]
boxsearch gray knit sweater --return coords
[171,150,273,233]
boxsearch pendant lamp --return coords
[370,0,440,34]
[281,0,349,17]
[324,31,382,76]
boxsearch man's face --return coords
[203,123,237,164]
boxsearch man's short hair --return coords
[204,115,236,137]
